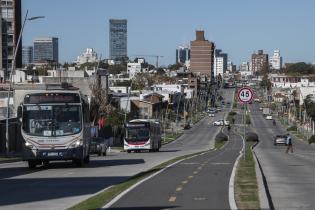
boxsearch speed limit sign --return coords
[238,87,253,103]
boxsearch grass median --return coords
[235,141,260,210]
[67,151,207,210]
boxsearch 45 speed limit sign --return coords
[238,87,253,103]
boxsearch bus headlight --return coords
[69,139,83,148]
[25,141,35,149]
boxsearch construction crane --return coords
[132,55,164,68]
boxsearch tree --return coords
[284,62,315,76]
[304,94,315,120]
[260,75,272,91]
[89,80,113,125]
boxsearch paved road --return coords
[0,89,234,210]
[106,128,243,210]
[250,102,315,210]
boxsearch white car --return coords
[265,115,273,120]
[213,120,230,126]
[209,113,215,117]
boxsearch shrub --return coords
[246,132,259,142]
[309,135,315,144]
[215,132,228,143]
[287,126,297,131]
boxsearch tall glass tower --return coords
[109,19,127,61]
[33,37,59,64]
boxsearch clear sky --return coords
[22,0,315,66]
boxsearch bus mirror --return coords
[17,106,22,118]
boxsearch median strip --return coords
[234,141,260,210]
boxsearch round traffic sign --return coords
[238,87,253,103]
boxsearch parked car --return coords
[213,119,230,126]
[90,137,108,156]
[274,135,287,145]
[265,115,273,120]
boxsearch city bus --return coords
[124,119,161,153]
[18,89,91,168]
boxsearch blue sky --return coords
[22,0,315,66]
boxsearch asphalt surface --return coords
[0,89,234,210]
[106,128,243,210]
[250,102,315,210]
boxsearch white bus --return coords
[18,90,91,168]
[124,119,161,153]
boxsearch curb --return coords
[228,130,244,210]
[0,158,22,164]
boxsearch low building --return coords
[271,74,315,88]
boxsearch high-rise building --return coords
[251,50,268,73]
[33,37,59,64]
[176,46,190,64]
[1,0,22,78]
[214,49,228,77]
[190,30,215,78]
[109,19,127,61]
[270,49,282,70]
[22,46,33,66]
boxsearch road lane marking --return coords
[188,175,193,179]
[211,162,231,165]
[169,196,176,202]
[182,180,188,184]
[193,171,198,174]
[198,166,202,170]
[176,187,182,191]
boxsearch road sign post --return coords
[237,86,253,160]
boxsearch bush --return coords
[246,114,251,124]
[229,111,237,116]
[309,135,315,144]
[245,132,259,142]
[287,126,297,131]
[215,132,228,143]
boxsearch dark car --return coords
[274,135,287,146]
[90,137,109,156]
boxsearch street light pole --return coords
[5,10,44,156]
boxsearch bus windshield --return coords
[126,126,150,141]
[22,105,82,137]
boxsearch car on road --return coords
[274,135,287,145]
[254,98,261,102]
[265,115,273,120]
[207,108,217,113]
[208,113,215,117]
[213,119,230,126]
[90,137,109,156]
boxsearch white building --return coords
[270,49,282,70]
[76,48,98,64]
[214,57,224,77]
[240,62,250,72]
[127,59,149,79]
[271,74,315,88]
[214,49,227,77]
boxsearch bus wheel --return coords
[84,155,90,163]
[28,160,36,169]
[127,150,131,153]
[43,160,50,167]
[103,150,107,156]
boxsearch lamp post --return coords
[5,10,44,156]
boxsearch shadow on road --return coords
[0,176,128,206]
